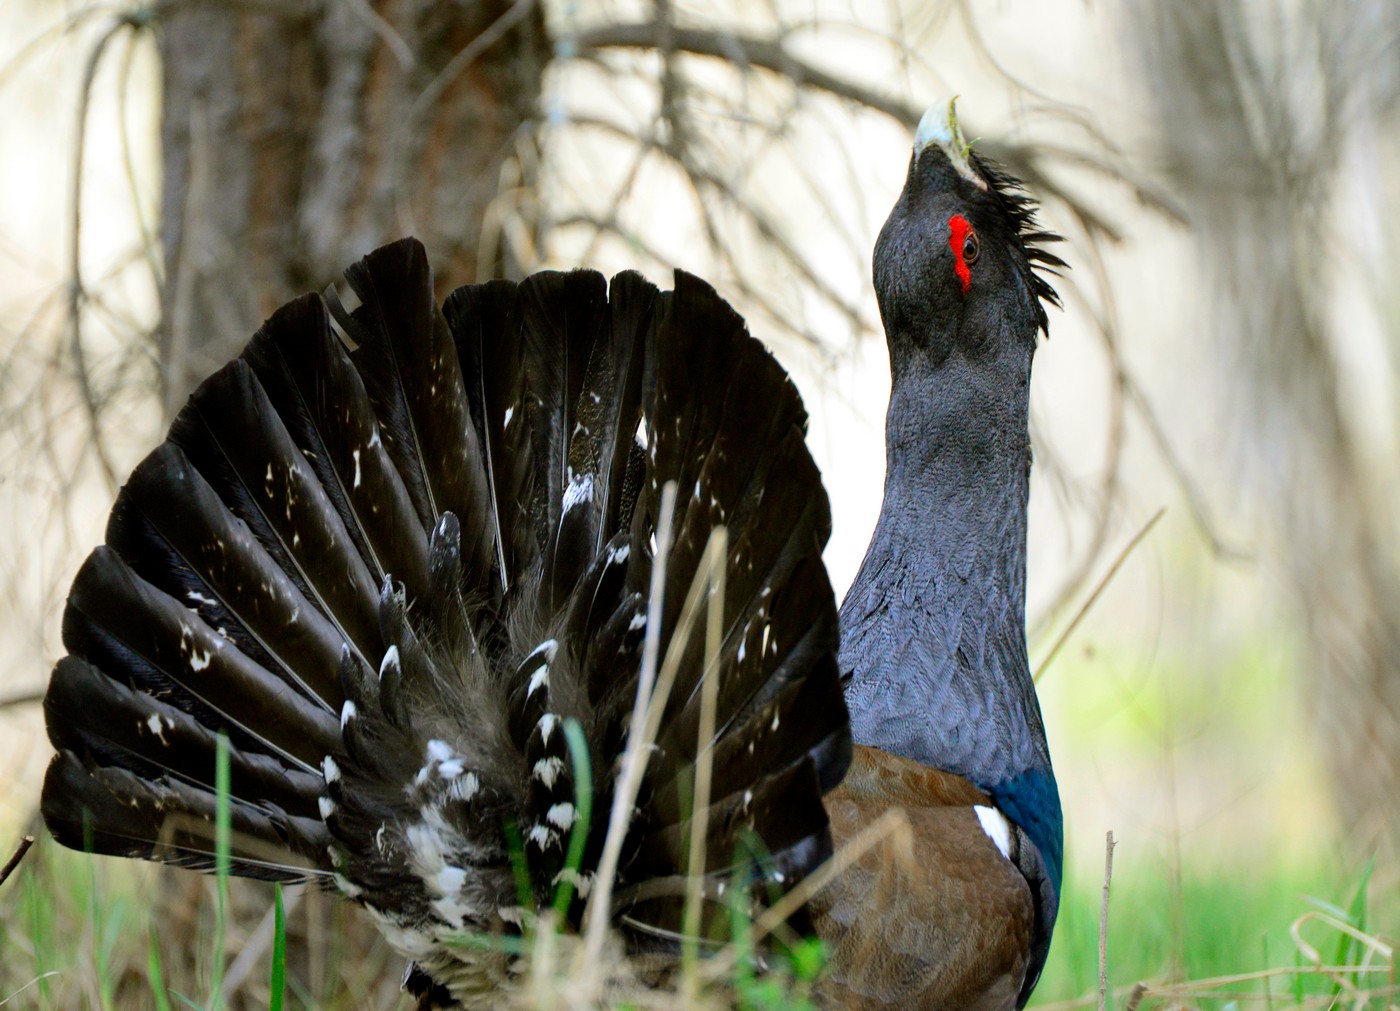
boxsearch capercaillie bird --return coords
[812,100,1065,1010]
[40,99,1063,1009]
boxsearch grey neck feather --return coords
[839,331,1050,789]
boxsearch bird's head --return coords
[873,98,1063,379]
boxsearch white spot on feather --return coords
[528,823,557,849]
[322,755,340,783]
[503,406,515,428]
[186,590,216,607]
[146,713,167,744]
[438,759,464,778]
[974,805,1013,860]
[562,472,595,513]
[437,866,466,895]
[528,664,549,698]
[405,811,470,902]
[628,612,646,631]
[319,796,336,820]
[449,772,480,802]
[189,648,212,672]
[341,700,357,728]
[426,739,453,764]
[352,449,362,489]
[533,756,564,789]
[546,802,577,830]
[553,867,593,897]
[537,713,558,744]
[379,645,400,679]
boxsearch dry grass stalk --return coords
[1099,830,1116,1011]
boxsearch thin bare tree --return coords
[1125,0,1400,858]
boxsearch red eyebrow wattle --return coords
[948,214,972,294]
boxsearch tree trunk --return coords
[156,0,548,414]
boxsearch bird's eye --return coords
[962,230,980,265]
[947,213,975,294]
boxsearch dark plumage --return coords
[42,240,849,1004]
[40,98,1065,1011]
[817,101,1064,1008]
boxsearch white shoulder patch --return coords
[974,804,1013,860]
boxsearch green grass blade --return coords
[209,731,231,1010]
[269,883,286,1011]
[87,842,114,1011]
[502,817,536,939]
[24,864,52,1008]
[552,718,594,918]
[147,924,173,1011]
[1328,855,1374,998]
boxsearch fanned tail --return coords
[41,238,850,995]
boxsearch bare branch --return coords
[1036,510,1165,684]
[67,15,132,491]
[574,20,918,123]
[0,836,35,889]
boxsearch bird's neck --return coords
[839,339,1047,786]
[882,358,1031,624]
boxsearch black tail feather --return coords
[242,294,433,608]
[342,241,496,594]
[43,751,330,882]
[106,442,346,711]
[42,238,850,994]
[445,279,535,595]
[167,360,385,666]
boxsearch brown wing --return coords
[813,746,1034,1011]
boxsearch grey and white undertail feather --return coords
[42,239,851,1005]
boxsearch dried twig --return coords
[580,483,678,966]
[1099,831,1116,1011]
[0,835,35,889]
[67,15,132,491]
[1036,509,1164,683]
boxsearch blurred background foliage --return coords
[1,0,1399,1006]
